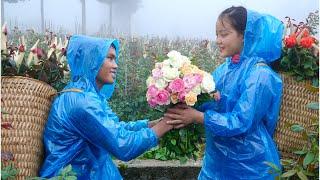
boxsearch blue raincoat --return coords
[197,10,284,179]
[39,35,158,179]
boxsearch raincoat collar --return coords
[66,35,120,100]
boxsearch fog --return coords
[2,0,319,39]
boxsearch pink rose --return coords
[168,78,185,93]
[193,74,203,83]
[147,85,158,98]
[148,98,158,108]
[183,74,201,90]
[155,89,170,105]
[178,91,186,102]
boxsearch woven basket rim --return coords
[1,76,57,92]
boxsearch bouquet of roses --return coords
[146,50,216,108]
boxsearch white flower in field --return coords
[15,36,26,68]
[191,84,201,95]
[201,73,215,93]
[27,39,40,67]
[146,76,155,87]
[162,66,180,82]
[1,23,7,51]
[155,78,168,90]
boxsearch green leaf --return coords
[281,169,297,178]
[263,161,281,172]
[297,170,308,180]
[303,152,315,167]
[291,124,304,132]
[170,139,177,145]
[293,150,308,155]
[306,102,319,110]
[179,156,188,164]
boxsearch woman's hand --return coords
[151,117,173,138]
[148,118,163,128]
[165,104,204,129]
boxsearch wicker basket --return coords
[1,76,56,179]
[274,73,319,159]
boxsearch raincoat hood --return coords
[239,9,284,63]
[67,35,120,100]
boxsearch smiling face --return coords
[96,46,118,89]
[215,18,244,58]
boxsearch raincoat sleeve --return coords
[203,66,277,137]
[104,105,149,131]
[68,95,158,161]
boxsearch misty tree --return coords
[80,0,86,34]
[97,0,141,35]
[1,0,45,32]
[2,0,28,26]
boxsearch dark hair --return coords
[110,43,116,50]
[218,6,247,35]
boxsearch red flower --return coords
[300,37,314,49]
[231,54,240,64]
[18,44,25,52]
[284,35,297,48]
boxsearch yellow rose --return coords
[180,64,199,76]
[185,91,197,106]
[170,93,179,104]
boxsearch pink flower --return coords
[178,91,186,102]
[168,78,185,93]
[193,74,203,83]
[183,74,201,90]
[155,89,170,105]
[148,98,158,108]
[152,68,163,79]
[147,85,158,98]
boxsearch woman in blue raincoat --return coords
[39,35,173,179]
[165,6,283,179]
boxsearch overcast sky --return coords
[3,0,319,39]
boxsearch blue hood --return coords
[66,35,120,100]
[236,10,284,64]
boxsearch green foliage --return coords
[142,124,205,163]
[280,11,319,86]
[266,102,319,179]
[27,165,77,180]
[280,46,319,84]
[1,163,19,180]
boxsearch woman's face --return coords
[96,47,118,89]
[216,18,244,58]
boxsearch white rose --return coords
[201,73,215,93]
[155,78,168,90]
[162,66,180,82]
[191,84,201,95]
[181,55,191,65]
[162,59,171,68]
[146,76,155,87]
[167,50,181,59]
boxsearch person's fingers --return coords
[166,120,183,125]
[174,124,185,129]
[167,108,183,115]
[164,113,181,120]
[175,103,188,109]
